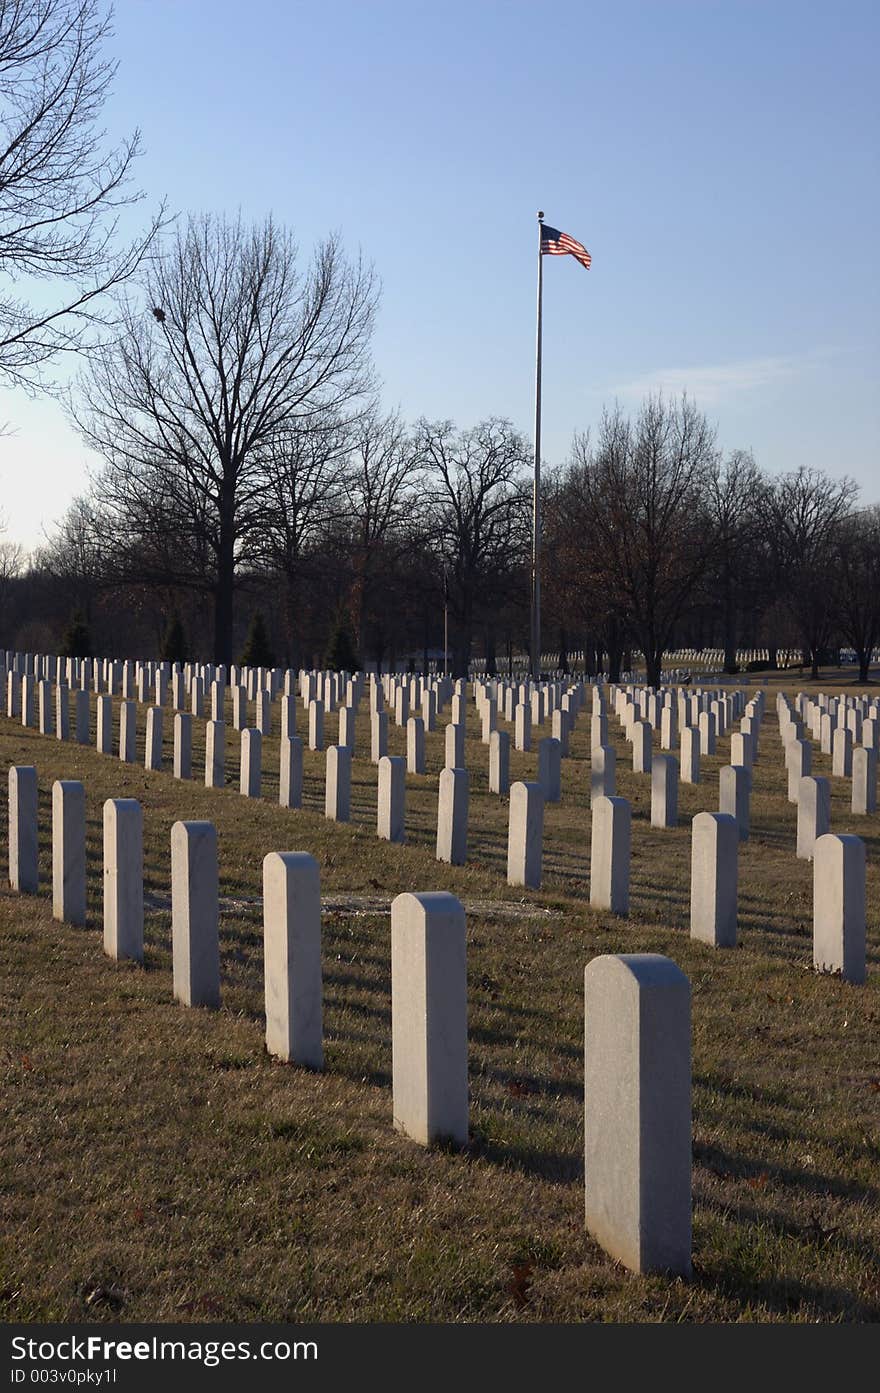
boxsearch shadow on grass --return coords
[694,1071,811,1110]
[484,1063,583,1103]
[690,1249,880,1321]
[468,1127,582,1185]
[323,992,389,1026]
[321,1048,391,1091]
[694,1138,880,1207]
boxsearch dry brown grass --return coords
[1,670,878,1323]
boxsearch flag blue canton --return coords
[540,224,591,269]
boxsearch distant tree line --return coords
[4,380,878,681]
[0,7,875,680]
[542,400,878,684]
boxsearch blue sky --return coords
[1,0,877,548]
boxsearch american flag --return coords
[540,223,591,270]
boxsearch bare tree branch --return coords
[70,212,378,661]
[0,0,164,386]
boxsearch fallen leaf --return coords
[507,1261,533,1308]
[177,1294,225,1317]
[506,1079,531,1099]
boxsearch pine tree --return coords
[161,611,187,664]
[325,616,358,673]
[240,611,275,668]
[61,610,91,658]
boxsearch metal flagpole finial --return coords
[537,210,544,221]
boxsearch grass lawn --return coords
[1,670,878,1323]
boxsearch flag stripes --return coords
[540,224,591,269]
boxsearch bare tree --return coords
[341,409,419,658]
[833,504,880,683]
[35,493,104,620]
[416,418,530,677]
[766,466,857,679]
[570,396,719,687]
[0,522,24,628]
[543,457,630,680]
[704,449,770,671]
[72,213,377,662]
[0,0,162,385]
[257,416,351,666]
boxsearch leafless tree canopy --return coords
[6,353,876,678]
[72,212,379,662]
[542,406,871,682]
[566,397,719,685]
[764,466,859,678]
[0,0,161,385]
[415,417,531,675]
[833,505,880,682]
[338,409,419,653]
[0,509,24,608]
[703,448,769,672]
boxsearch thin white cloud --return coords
[606,354,813,407]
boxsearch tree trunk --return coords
[485,622,496,677]
[608,641,622,683]
[451,597,472,679]
[558,624,569,675]
[214,502,236,665]
[453,636,470,679]
[214,569,234,666]
[646,650,663,688]
[282,577,300,671]
[722,586,738,672]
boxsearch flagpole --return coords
[531,210,544,682]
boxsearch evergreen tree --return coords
[325,616,359,672]
[240,611,275,668]
[161,611,188,664]
[61,610,91,658]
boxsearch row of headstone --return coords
[10,653,772,806]
[779,692,878,817]
[1,657,416,750]
[4,657,864,849]
[2,673,561,864]
[4,670,872,981]
[3,751,697,1279]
